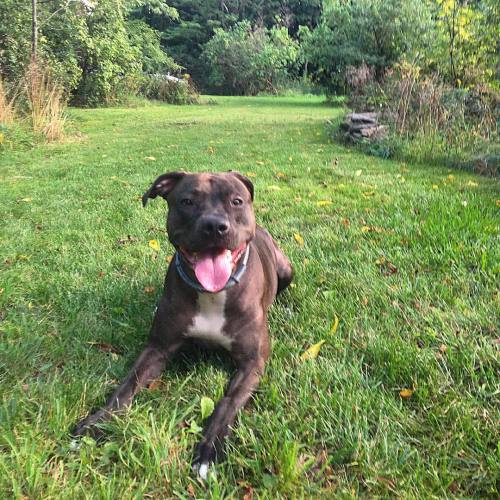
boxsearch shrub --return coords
[344,61,499,172]
[202,21,298,95]
[140,74,199,104]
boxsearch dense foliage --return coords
[203,21,298,95]
[0,1,498,103]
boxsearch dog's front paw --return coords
[192,441,218,481]
[72,410,107,439]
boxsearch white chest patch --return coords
[186,291,232,350]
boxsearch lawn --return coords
[0,95,498,498]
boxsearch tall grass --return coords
[0,77,17,126]
[0,63,66,144]
[23,63,66,141]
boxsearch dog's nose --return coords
[201,216,229,238]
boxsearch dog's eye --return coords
[231,198,243,206]
[181,198,193,206]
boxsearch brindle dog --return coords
[74,171,293,479]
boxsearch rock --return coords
[341,111,387,142]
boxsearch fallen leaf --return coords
[144,156,156,161]
[200,396,215,420]
[316,200,333,207]
[301,340,326,360]
[361,226,371,233]
[20,197,33,202]
[439,344,447,353]
[432,184,439,190]
[187,419,203,434]
[267,185,281,191]
[149,239,160,251]
[187,483,196,497]
[294,233,304,246]
[148,379,165,391]
[355,169,362,176]
[330,315,339,335]
[87,342,121,354]
[288,156,293,162]
[242,485,254,500]
[467,181,478,187]
[166,255,173,263]
[275,172,286,179]
[342,218,350,228]
[117,235,138,245]
[462,200,468,207]
[246,172,257,178]
[399,389,414,398]
[362,191,375,197]
[495,200,500,206]
[98,271,105,278]
[256,161,265,165]
[143,286,155,294]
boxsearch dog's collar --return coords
[174,245,250,293]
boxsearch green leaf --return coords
[200,396,215,420]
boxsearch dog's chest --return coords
[185,291,233,350]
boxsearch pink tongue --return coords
[194,249,233,292]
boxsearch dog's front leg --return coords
[193,352,266,479]
[74,342,181,437]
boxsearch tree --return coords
[202,21,298,95]
[302,0,435,92]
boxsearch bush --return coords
[140,74,199,104]
[344,61,499,172]
[202,21,298,95]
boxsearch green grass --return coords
[0,95,498,498]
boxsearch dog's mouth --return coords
[179,244,247,293]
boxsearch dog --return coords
[74,171,293,479]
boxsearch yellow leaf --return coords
[0,132,4,144]
[268,185,281,191]
[144,156,156,161]
[294,233,304,246]
[275,172,286,179]
[288,156,293,162]
[256,161,265,165]
[466,181,478,187]
[375,256,386,265]
[355,169,362,177]
[496,200,500,207]
[149,239,160,251]
[399,389,414,398]
[432,184,439,190]
[361,226,370,233]
[300,340,326,360]
[166,255,173,263]
[246,172,257,178]
[316,200,332,207]
[330,315,339,335]
[362,191,375,198]
[20,197,33,202]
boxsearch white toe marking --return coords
[198,463,209,481]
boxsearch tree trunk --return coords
[31,0,38,63]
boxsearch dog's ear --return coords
[142,172,186,206]
[229,171,254,201]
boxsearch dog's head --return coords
[143,171,255,292]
